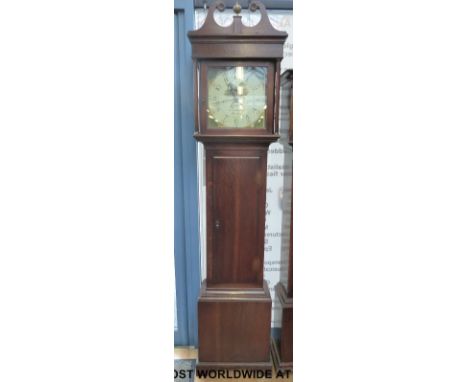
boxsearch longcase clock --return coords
[188,0,287,371]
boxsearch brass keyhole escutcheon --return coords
[215,219,221,230]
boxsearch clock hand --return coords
[229,83,238,97]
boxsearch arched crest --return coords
[188,0,287,59]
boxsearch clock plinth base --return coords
[271,282,293,370]
[271,337,292,371]
[197,280,272,370]
[196,360,272,372]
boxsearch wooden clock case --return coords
[188,0,287,371]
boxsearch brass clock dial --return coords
[207,66,267,129]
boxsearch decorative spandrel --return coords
[207,66,267,129]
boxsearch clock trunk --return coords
[206,144,267,287]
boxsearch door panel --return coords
[206,145,268,287]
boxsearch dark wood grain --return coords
[188,1,287,61]
[281,69,293,145]
[205,144,268,287]
[188,0,286,370]
[287,181,293,297]
[198,281,272,367]
[287,71,293,296]
[272,283,293,367]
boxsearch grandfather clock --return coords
[271,69,293,370]
[188,0,287,370]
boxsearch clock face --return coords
[207,66,267,129]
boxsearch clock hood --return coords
[188,0,287,59]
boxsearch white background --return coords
[1,1,468,382]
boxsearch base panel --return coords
[273,283,293,368]
[271,337,293,371]
[196,359,272,371]
[197,280,272,367]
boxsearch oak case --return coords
[188,0,287,370]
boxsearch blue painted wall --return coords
[174,0,200,347]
